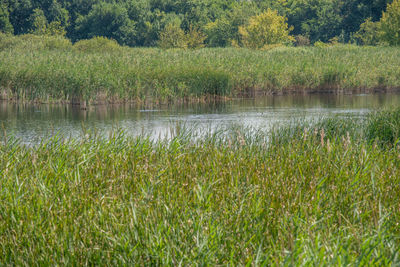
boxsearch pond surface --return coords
[1,94,400,144]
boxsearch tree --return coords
[29,7,66,36]
[47,0,69,28]
[0,2,13,33]
[284,0,343,43]
[75,2,136,46]
[380,0,400,45]
[6,0,32,34]
[30,8,47,34]
[239,9,294,49]
[158,21,206,49]
[354,18,381,45]
[158,22,187,48]
[204,2,258,47]
[186,25,206,48]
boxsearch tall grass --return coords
[366,107,400,146]
[0,111,400,265]
[0,34,400,103]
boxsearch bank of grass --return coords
[1,109,400,265]
[1,34,400,104]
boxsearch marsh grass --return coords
[0,34,400,103]
[0,111,400,265]
[366,107,400,146]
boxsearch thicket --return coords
[0,0,399,48]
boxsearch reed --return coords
[1,34,400,103]
[0,113,399,265]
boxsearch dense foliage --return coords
[0,0,399,47]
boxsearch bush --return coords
[354,18,381,45]
[73,37,122,52]
[158,23,187,49]
[158,24,206,49]
[294,35,310,46]
[238,9,294,49]
[186,26,206,49]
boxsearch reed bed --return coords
[1,34,400,103]
[0,109,400,265]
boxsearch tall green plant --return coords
[158,23,206,49]
[380,0,400,45]
[238,9,294,49]
[158,22,187,49]
[354,18,381,45]
[0,2,13,33]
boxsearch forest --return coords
[1,0,399,47]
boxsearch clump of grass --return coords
[366,107,400,145]
[0,116,400,265]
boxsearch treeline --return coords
[0,0,399,47]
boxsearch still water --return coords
[1,94,400,144]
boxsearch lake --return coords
[1,93,400,144]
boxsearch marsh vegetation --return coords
[1,34,400,104]
[1,108,400,265]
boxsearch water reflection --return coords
[1,94,400,144]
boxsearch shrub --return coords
[186,26,206,49]
[158,23,187,49]
[238,9,294,49]
[294,35,310,46]
[73,36,122,52]
[354,18,381,45]
[158,24,206,49]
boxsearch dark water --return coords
[1,94,400,144]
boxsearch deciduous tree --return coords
[239,9,294,49]
[380,0,400,45]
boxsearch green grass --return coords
[1,34,400,103]
[1,110,400,265]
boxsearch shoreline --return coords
[1,87,400,107]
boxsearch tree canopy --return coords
[1,0,398,46]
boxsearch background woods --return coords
[0,0,399,47]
